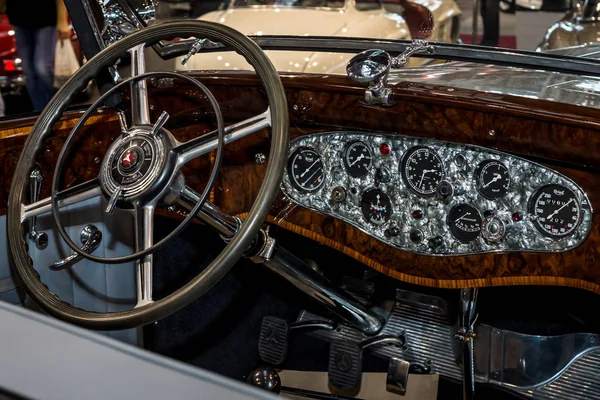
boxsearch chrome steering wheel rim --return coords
[7,21,289,330]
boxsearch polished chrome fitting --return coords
[346,40,435,106]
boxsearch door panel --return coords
[2,198,139,345]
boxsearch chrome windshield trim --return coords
[159,36,600,78]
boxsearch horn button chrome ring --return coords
[99,129,168,202]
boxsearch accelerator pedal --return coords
[328,334,406,393]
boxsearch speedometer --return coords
[528,184,581,239]
[287,147,325,193]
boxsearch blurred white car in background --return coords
[179,0,461,74]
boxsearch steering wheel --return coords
[7,21,289,330]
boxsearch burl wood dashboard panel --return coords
[2,72,600,293]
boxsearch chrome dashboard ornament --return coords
[347,40,435,106]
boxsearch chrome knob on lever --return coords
[29,166,48,250]
[50,224,102,271]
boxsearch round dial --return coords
[361,188,392,225]
[343,141,372,178]
[529,184,581,239]
[401,146,445,196]
[476,160,510,199]
[287,147,325,193]
[447,204,483,243]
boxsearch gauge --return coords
[401,146,445,196]
[287,147,325,193]
[447,204,483,243]
[528,184,581,239]
[361,188,392,225]
[475,159,511,199]
[343,141,372,178]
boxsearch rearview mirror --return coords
[346,49,391,84]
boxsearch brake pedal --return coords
[328,334,405,392]
[258,317,289,365]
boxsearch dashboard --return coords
[281,132,593,256]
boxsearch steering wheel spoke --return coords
[134,203,155,308]
[128,43,151,126]
[174,108,271,167]
[21,178,102,222]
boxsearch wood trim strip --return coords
[247,213,600,294]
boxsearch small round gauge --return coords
[343,141,372,178]
[476,159,511,199]
[447,204,483,243]
[401,146,445,196]
[528,184,581,239]
[361,188,392,225]
[287,147,325,193]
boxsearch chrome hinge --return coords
[29,165,48,250]
[249,226,277,263]
[181,38,225,66]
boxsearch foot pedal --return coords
[258,316,289,365]
[328,339,363,391]
[328,334,406,393]
[387,358,410,395]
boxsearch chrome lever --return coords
[29,165,48,249]
[50,224,102,271]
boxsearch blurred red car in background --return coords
[0,13,23,95]
[0,13,81,97]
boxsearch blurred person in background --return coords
[3,0,70,111]
[480,0,500,46]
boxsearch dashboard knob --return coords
[409,228,424,244]
[428,236,443,248]
[331,186,347,203]
[375,167,391,185]
[482,216,505,244]
[385,226,400,238]
[436,180,454,202]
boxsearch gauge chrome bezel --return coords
[446,204,484,243]
[361,187,393,226]
[287,146,326,194]
[400,145,446,197]
[342,140,373,178]
[475,159,511,200]
[527,183,583,240]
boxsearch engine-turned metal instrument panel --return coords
[281,132,593,255]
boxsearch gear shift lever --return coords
[247,367,281,394]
